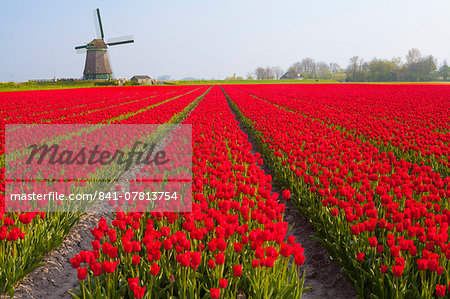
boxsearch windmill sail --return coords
[74,8,134,80]
[107,35,134,46]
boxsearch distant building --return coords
[130,75,152,85]
[280,69,300,80]
[117,78,127,86]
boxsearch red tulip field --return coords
[0,84,449,298]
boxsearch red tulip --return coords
[132,255,141,265]
[233,264,242,276]
[356,252,364,262]
[282,189,291,200]
[436,285,446,297]
[77,267,87,280]
[219,278,228,289]
[211,288,220,299]
[150,263,160,276]
[102,260,117,273]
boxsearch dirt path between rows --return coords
[13,209,110,299]
[225,91,357,299]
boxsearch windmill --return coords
[75,8,134,80]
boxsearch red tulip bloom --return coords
[368,237,377,247]
[208,259,216,269]
[150,263,160,276]
[132,254,141,265]
[377,245,384,253]
[436,285,446,297]
[77,267,87,280]
[294,253,305,265]
[215,252,225,265]
[252,259,260,268]
[219,278,228,289]
[211,288,220,299]
[91,240,101,250]
[356,252,364,262]
[233,264,242,276]
[90,262,102,276]
[71,255,81,269]
[102,260,118,273]
[390,245,400,257]
[282,189,291,200]
[392,265,403,277]
[133,286,146,299]
[417,259,428,271]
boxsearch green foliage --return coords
[0,81,96,92]
[93,81,118,86]
[123,81,140,86]
[345,49,442,82]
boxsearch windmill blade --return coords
[75,45,87,50]
[94,8,104,39]
[107,35,134,46]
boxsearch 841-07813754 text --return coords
[98,191,178,201]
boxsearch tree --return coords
[367,58,399,82]
[391,57,402,68]
[345,56,369,82]
[290,62,304,77]
[403,49,437,81]
[316,62,331,79]
[421,55,437,81]
[346,56,359,81]
[439,60,449,81]
[329,63,342,76]
[254,66,275,79]
[272,67,284,80]
[254,67,266,80]
[404,48,422,81]
[406,48,422,65]
[300,58,317,78]
[264,66,275,79]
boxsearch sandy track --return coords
[14,211,110,299]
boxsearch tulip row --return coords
[71,86,307,299]
[223,85,449,298]
[1,86,192,124]
[0,85,208,297]
[230,84,450,175]
[0,86,201,156]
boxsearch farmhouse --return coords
[130,75,152,85]
[280,69,300,80]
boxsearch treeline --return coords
[252,61,344,80]
[251,48,450,82]
[346,49,448,82]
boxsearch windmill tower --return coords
[75,9,134,80]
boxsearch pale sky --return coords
[1,0,449,82]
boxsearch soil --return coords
[13,210,110,299]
